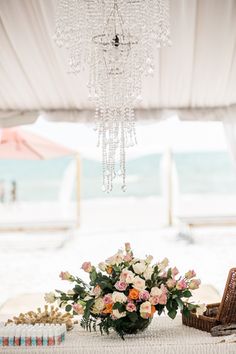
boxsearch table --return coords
[1,316,236,354]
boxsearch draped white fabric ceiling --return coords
[0,0,236,126]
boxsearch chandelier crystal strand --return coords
[54,0,170,193]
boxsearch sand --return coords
[0,196,236,314]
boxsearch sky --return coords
[25,115,228,160]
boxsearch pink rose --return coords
[139,290,150,301]
[92,285,102,297]
[103,294,113,304]
[115,281,128,291]
[159,293,167,305]
[166,278,176,289]
[160,284,168,294]
[73,303,84,315]
[120,269,135,283]
[189,279,201,290]
[59,271,72,281]
[185,270,196,279]
[126,302,136,312]
[146,286,168,306]
[81,262,93,273]
[150,295,159,305]
[171,267,179,277]
[124,253,133,262]
[176,279,187,290]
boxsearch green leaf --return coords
[167,268,172,278]
[100,281,113,290]
[127,312,138,323]
[176,298,184,310]
[75,277,89,289]
[74,285,84,293]
[158,308,163,316]
[90,270,97,283]
[182,290,192,298]
[84,299,95,320]
[166,300,173,312]
[182,307,190,317]
[188,303,198,311]
[112,265,120,272]
[112,302,125,312]
[65,304,72,312]
[168,309,177,319]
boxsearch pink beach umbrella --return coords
[0,127,80,227]
[0,128,75,160]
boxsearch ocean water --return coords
[0,151,236,201]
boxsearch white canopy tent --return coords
[0,0,236,127]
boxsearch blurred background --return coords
[1,117,236,316]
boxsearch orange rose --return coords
[103,303,113,314]
[129,288,140,300]
[106,266,113,274]
[151,305,156,317]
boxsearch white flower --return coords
[158,257,169,271]
[143,266,154,280]
[145,255,153,264]
[140,301,152,319]
[98,262,107,271]
[133,261,146,275]
[106,250,123,265]
[112,291,127,304]
[150,287,162,297]
[44,292,56,304]
[131,257,141,264]
[92,298,105,314]
[112,309,126,319]
[67,290,75,296]
[196,304,207,318]
[120,269,135,283]
[84,295,93,301]
[132,276,146,291]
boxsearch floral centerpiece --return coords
[45,243,201,339]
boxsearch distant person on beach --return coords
[11,180,17,203]
[0,180,5,203]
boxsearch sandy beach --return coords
[1,196,236,311]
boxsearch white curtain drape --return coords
[0,0,236,127]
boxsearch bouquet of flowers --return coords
[45,243,201,339]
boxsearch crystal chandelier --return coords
[54,0,170,192]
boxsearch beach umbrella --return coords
[0,127,80,227]
[0,128,75,160]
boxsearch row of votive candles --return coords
[0,323,67,346]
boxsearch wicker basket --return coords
[182,268,236,332]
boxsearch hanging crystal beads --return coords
[54,0,171,193]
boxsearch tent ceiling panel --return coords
[0,0,236,124]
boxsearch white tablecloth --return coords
[1,316,236,354]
